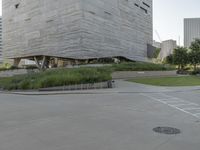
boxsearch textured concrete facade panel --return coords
[0,17,2,63]
[3,0,152,61]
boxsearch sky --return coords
[0,1,1,16]
[0,0,200,46]
[153,0,200,46]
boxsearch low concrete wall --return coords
[39,81,114,91]
[0,69,38,77]
[112,71,177,79]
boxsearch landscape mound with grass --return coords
[0,67,112,90]
[0,62,176,90]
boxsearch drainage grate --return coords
[153,127,181,135]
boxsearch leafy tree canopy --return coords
[173,47,188,70]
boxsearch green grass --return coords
[130,76,200,86]
[112,62,175,71]
[0,67,112,90]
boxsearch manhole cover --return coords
[153,127,181,135]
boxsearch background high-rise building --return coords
[184,18,200,48]
[0,17,2,64]
[3,0,153,67]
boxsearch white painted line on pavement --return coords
[158,98,181,101]
[165,101,186,105]
[194,113,200,117]
[159,93,177,98]
[140,93,200,119]
[194,113,200,116]
[171,103,199,107]
[183,108,200,111]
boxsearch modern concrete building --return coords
[184,18,200,48]
[153,40,161,48]
[0,17,2,64]
[159,40,177,61]
[3,0,153,68]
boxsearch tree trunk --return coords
[181,65,184,71]
[194,64,197,71]
[178,65,180,71]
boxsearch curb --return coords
[5,90,117,96]
[2,88,200,96]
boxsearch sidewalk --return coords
[112,70,177,79]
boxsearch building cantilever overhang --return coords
[3,0,153,63]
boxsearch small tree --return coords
[173,47,188,71]
[189,39,200,71]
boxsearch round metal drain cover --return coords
[153,127,181,135]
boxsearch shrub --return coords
[165,54,174,64]
[153,48,161,58]
[19,80,31,90]
[10,66,19,70]
[25,65,38,70]
[190,70,200,75]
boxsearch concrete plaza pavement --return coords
[0,80,200,150]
